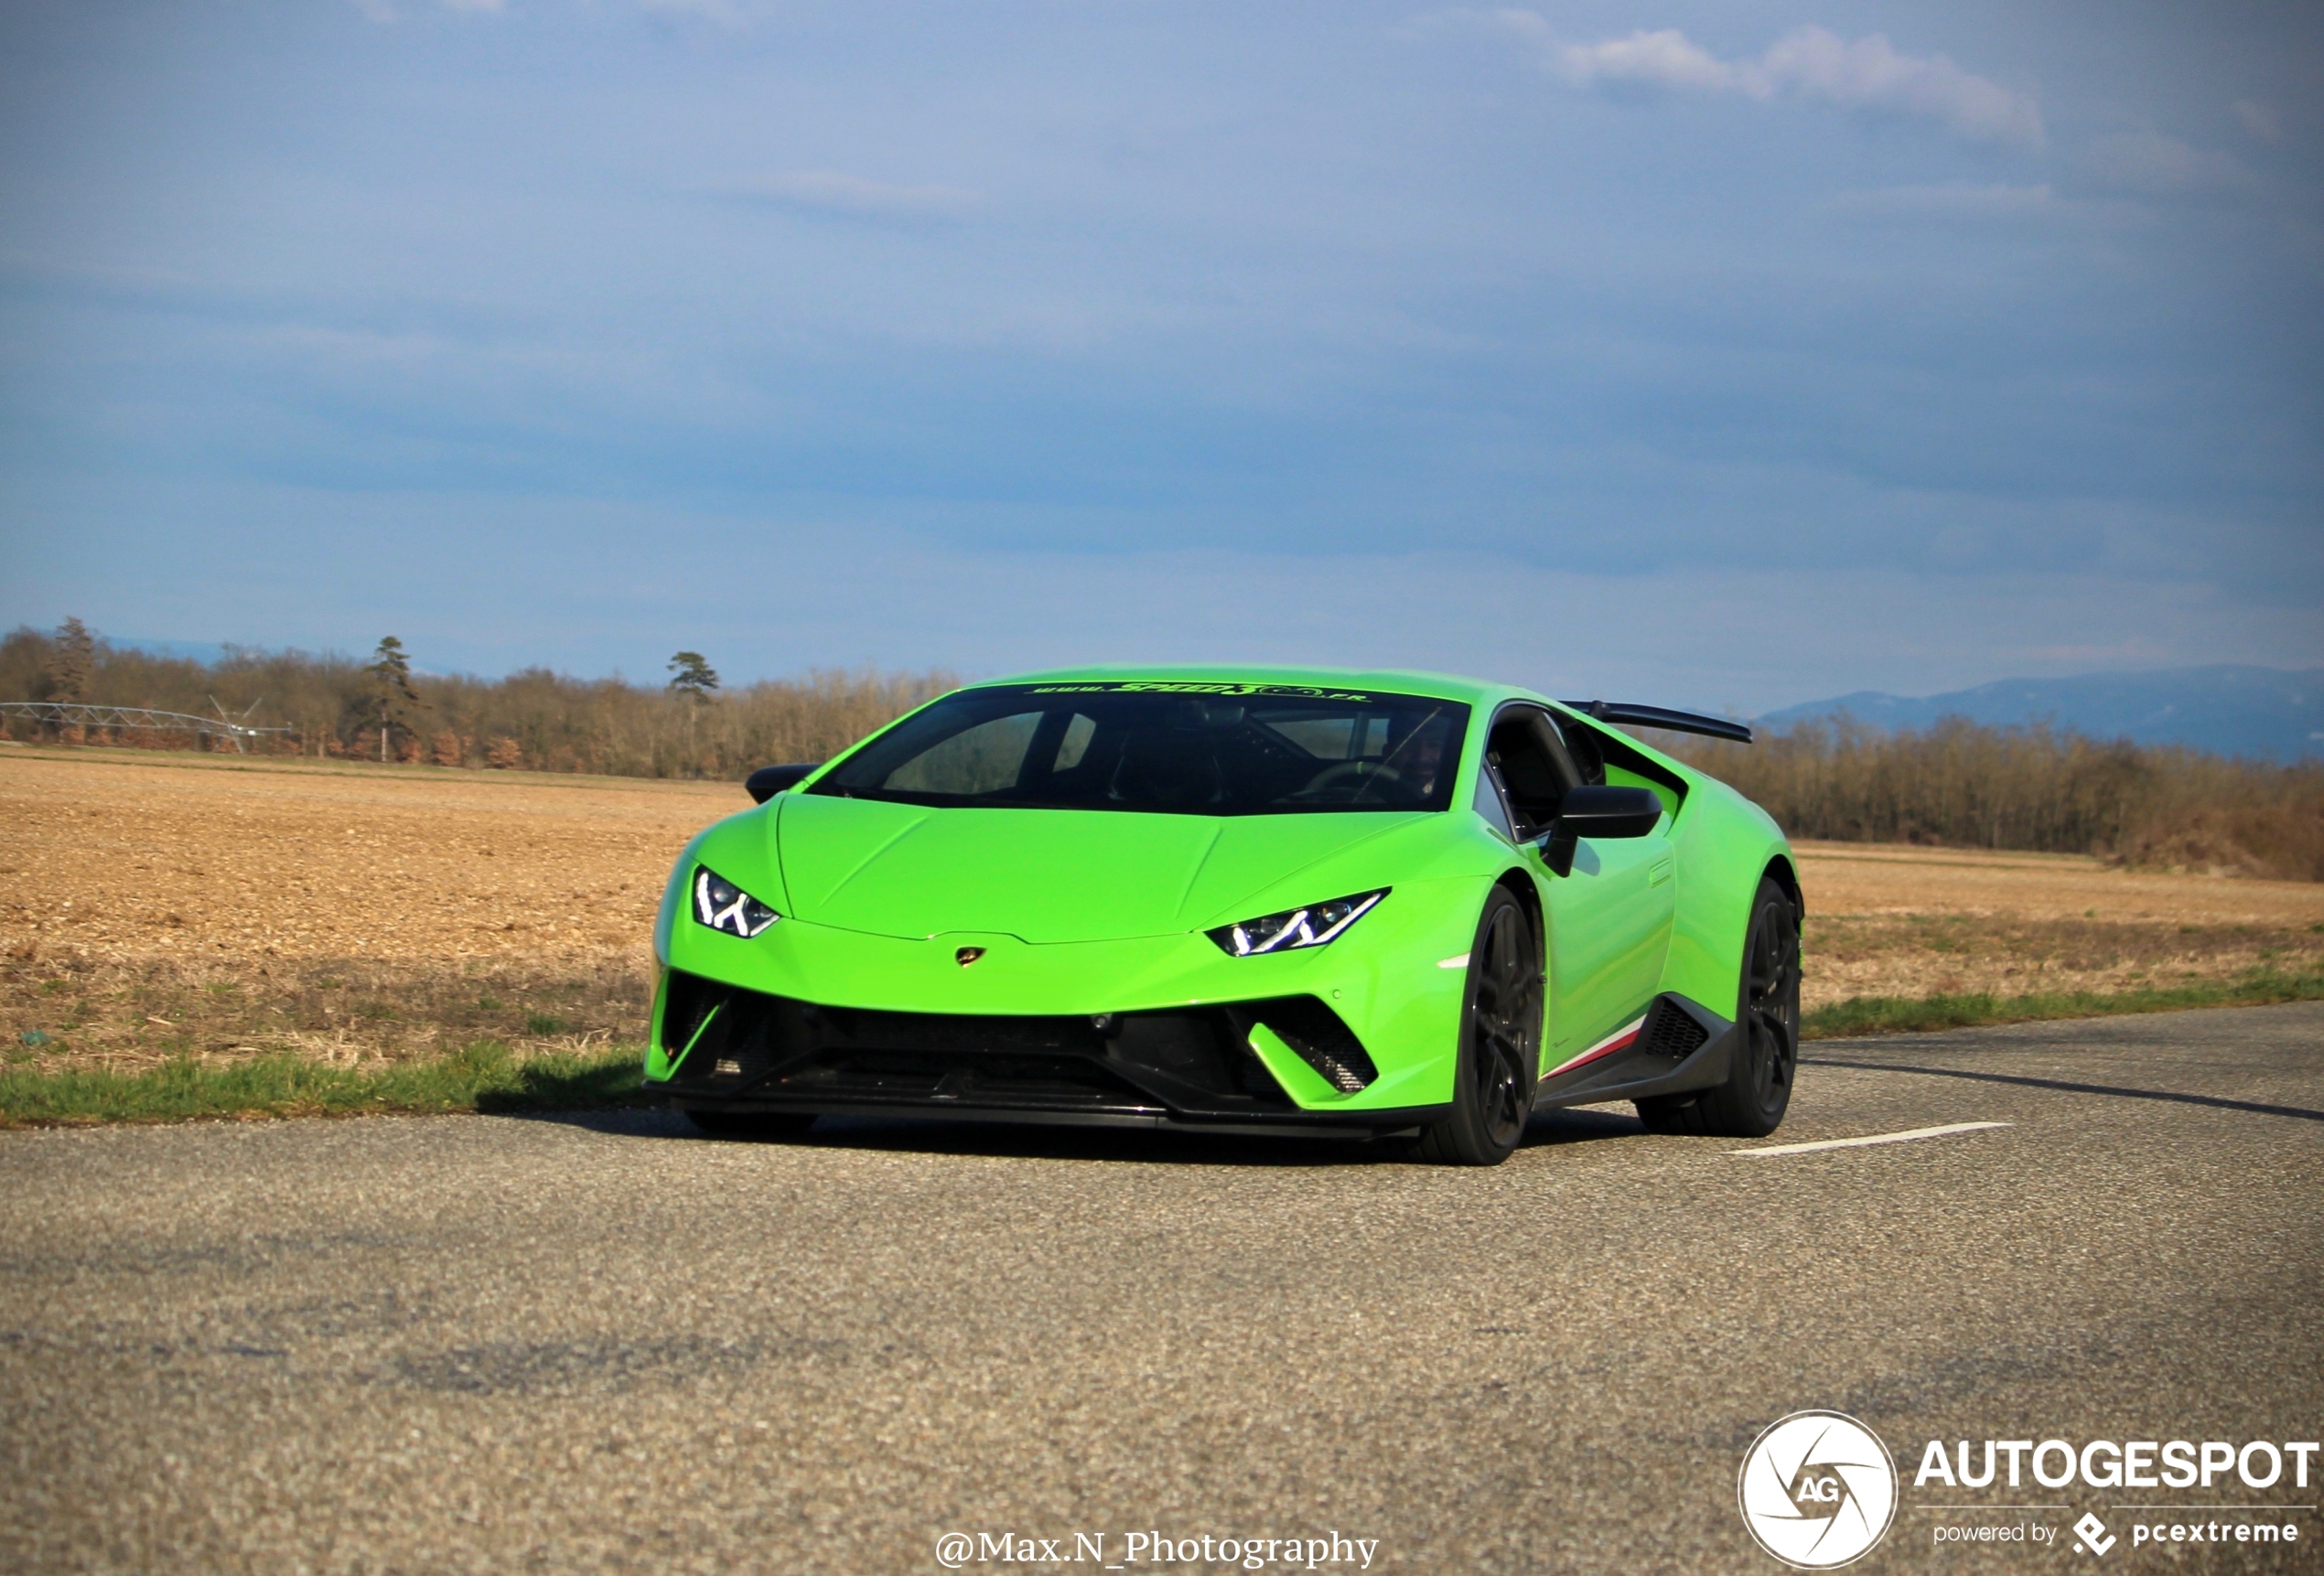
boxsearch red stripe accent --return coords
[1544,1021,1642,1077]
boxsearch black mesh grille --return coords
[1638,998,1710,1061]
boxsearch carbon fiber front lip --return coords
[651,1087,1448,1139]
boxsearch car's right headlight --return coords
[1207,889,1387,956]
[692,865,780,938]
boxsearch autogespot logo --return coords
[1738,1410,1900,1569]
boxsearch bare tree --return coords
[40,616,94,703]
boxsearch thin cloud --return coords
[1825,182,2056,220]
[1470,14,2044,145]
[2083,130,2257,197]
[351,0,736,22]
[2231,100,2282,145]
[707,171,986,222]
[639,0,747,24]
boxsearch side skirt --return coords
[1532,992,1736,1110]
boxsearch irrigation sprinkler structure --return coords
[0,701,297,754]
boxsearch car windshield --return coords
[812,682,1470,815]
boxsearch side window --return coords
[1489,707,1580,835]
[1473,758,1517,842]
[1555,714,1606,786]
[1052,713,1098,772]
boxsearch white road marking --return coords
[1436,953,1469,970]
[1730,1120,2012,1157]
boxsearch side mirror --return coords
[1532,785,1664,875]
[746,762,823,804]
[1555,785,1664,839]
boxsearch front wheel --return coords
[1415,888,1543,1166]
[1636,876,1799,1138]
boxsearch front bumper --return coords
[651,885,1485,1116]
[647,970,1452,1134]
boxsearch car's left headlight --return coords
[1208,889,1387,956]
[692,865,780,938]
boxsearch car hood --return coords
[771,793,1426,942]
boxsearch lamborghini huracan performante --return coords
[645,669,1802,1164]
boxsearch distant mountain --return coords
[1758,665,2324,764]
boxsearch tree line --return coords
[1646,716,2324,882]
[4,620,2317,877]
[0,621,952,779]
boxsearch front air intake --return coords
[1235,997,1378,1093]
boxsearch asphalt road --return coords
[4,1003,2319,1574]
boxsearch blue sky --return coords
[2,0,2319,713]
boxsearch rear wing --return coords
[1562,700,1752,745]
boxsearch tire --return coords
[1415,887,1543,1165]
[683,1109,818,1141]
[1636,876,1799,1138]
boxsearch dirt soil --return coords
[2,749,725,1069]
[5,749,2319,1068]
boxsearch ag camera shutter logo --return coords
[1738,1410,1899,1569]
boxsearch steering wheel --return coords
[1301,760,1406,799]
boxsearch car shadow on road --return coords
[1521,1105,1650,1147]
[1805,1056,2324,1122]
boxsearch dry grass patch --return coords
[1802,914,2324,1008]
[2,953,651,1073]
[1790,841,2324,1012]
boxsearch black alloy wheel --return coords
[1416,888,1543,1165]
[1737,880,1802,1118]
[1636,876,1799,1138]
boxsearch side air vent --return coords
[1638,997,1711,1061]
[1240,997,1378,1093]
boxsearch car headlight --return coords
[1208,889,1387,957]
[692,865,780,938]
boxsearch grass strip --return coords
[0,1041,650,1128]
[1802,970,2324,1040]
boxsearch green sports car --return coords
[645,667,1802,1164]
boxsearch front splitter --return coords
[657,1088,1448,1142]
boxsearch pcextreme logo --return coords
[1738,1410,1899,1569]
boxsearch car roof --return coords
[973,664,1534,708]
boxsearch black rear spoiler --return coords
[1562,701,1752,745]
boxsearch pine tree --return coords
[668,651,720,772]
[367,636,423,763]
[666,651,720,702]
